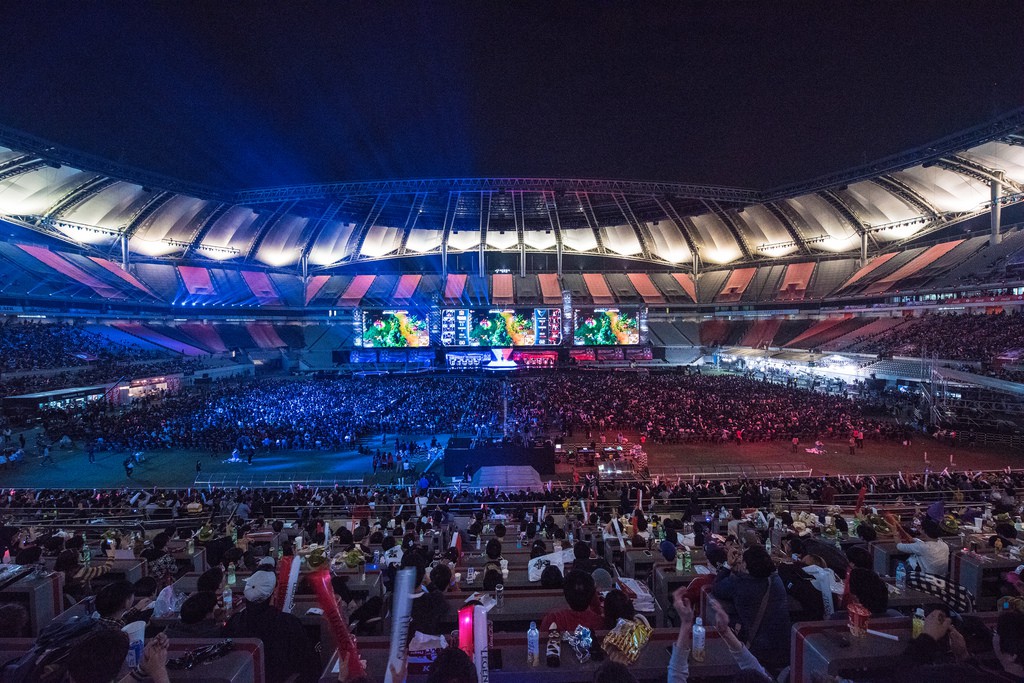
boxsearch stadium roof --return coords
[1,110,1024,270]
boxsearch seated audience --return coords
[712,545,791,670]
[540,569,604,632]
[224,559,320,683]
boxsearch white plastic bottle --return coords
[222,586,233,613]
[527,621,540,666]
[692,616,706,662]
[895,561,907,591]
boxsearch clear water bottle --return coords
[373,549,380,566]
[895,561,907,590]
[527,621,540,667]
[187,537,195,555]
[222,586,233,613]
[692,617,706,662]
[765,535,773,555]
[675,552,684,573]
[227,562,236,585]
[476,536,481,551]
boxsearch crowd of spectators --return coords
[502,372,901,444]
[32,372,908,458]
[0,319,209,399]
[858,312,1024,362]
[3,465,1020,524]
[0,358,202,398]
[0,320,162,371]
[37,376,502,454]
[4,467,1024,682]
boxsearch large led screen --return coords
[573,308,640,346]
[441,308,561,346]
[361,310,430,348]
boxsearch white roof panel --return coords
[256,214,307,266]
[895,167,989,213]
[63,182,150,229]
[308,220,355,265]
[600,224,642,256]
[784,194,860,252]
[359,224,401,258]
[405,228,442,253]
[0,166,96,215]
[960,141,1024,185]
[689,214,740,264]
[561,227,597,252]
[447,229,481,251]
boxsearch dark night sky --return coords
[0,3,1021,191]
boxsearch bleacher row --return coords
[0,499,1017,683]
[3,312,1014,362]
[76,322,310,356]
[1,229,1022,310]
[650,313,1024,358]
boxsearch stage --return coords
[444,437,556,476]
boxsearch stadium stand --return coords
[697,269,729,303]
[742,264,785,302]
[739,318,782,348]
[819,317,906,352]
[604,273,641,304]
[715,267,756,302]
[806,258,859,299]
[776,262,816,301]
[178,323,229,353]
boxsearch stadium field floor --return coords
[0,427,1018,489]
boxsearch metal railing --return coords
[194,473,367,489]
[648,463,814,481]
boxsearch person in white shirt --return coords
[886,513,950,577]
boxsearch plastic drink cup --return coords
[121,620,146,668]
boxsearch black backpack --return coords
[1,615,99,683]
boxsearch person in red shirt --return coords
[540,569,605,633]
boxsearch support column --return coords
[860,232,868,266]
[120,235,130,270]
[561,289,572,346]
[991,175,1003,246]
